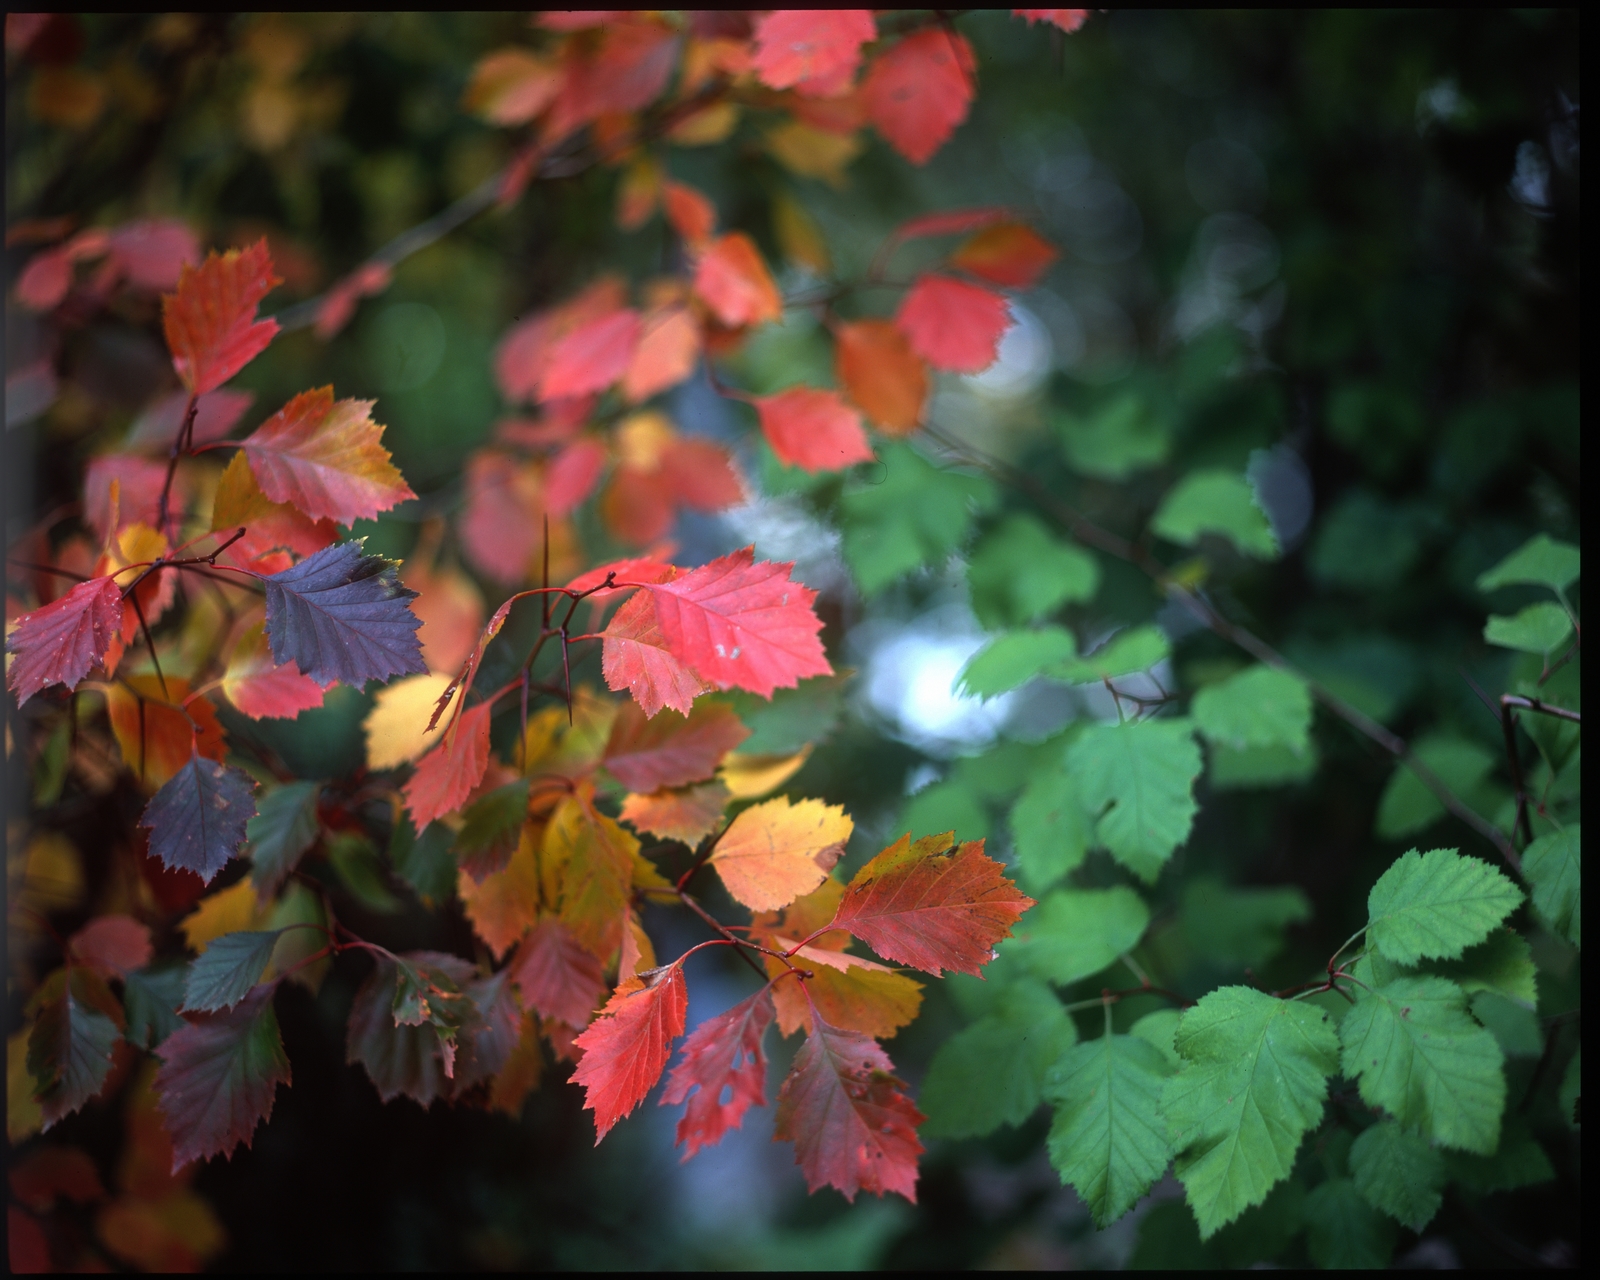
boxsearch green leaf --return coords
[326,832,402,913]
[1051,626,1170,685]
[921,980,1076,1138]
[28,968,123,1127]
[182,929,287,1013]
[1484,602,1574,654]
[901,779,989,845]
[1443,1121,1555,1194]
[1057,393,1170,480]
[1180,878,1311,970]
[1307,490,1431,591]
[389,813,457,906]
[1428,928,1538,1006]
[1044,1033,1173,1226]
[839,442,996,594]
[1303,1177,1397,1269]
[1469,991,1542,1057]
[1161,987,1338,1237]
[1191,666,1312,753]
[1349,1119,1445,1231]
[1338,976,1505,1153]
[247,780,321,898]
[1523,825,1580,946]
[1374,735,1497,839]
[123,963,189,1050]
[1366,847,1521,964]
[967,514,1100,630]
[1207,740,1320,790]
[724,673,849,755]
[1129,1009,1183,1071]
[1007,886,1149,986]
[957,627,1077,699]
[1009,767,1092,893]
[1067,719,1201,881]
[1150,469,1278,559]
[1127,1198,1216,1269]
[1475,533,1580,594]
[453,779,531,878]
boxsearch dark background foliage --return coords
[7,9,1578,1269]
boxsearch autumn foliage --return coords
[6,12,1092,1261]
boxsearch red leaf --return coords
[774,1008,924,1201]
[890,206,1011,244]
[403,701,492,828]
[67,915,153,978]
[637,545,832,699]
[571,964,688,1141]
[107,218,200,292]
[4,575,122,705]
[510,918,606,1028]
[460,450,546,585]
[835,319,928,434]
[127,388,254,450]
[211,451,338,568]
[222,623,326,720]
[1013,9,1090,33]
[755,387,875,473]
[661,987,775,1159]
[545,437,609,517]
[152,985,290,1168]
[694,233,782,328]
[539,308,642,402]
[950,222,1058,288]
[161,241,282,396]
[8,1206,50,1272]
[895,273,1010,373]
[238,387,415,525]
[7,1145,105,1212]
[662,437,743,511]
[623,305,702,402]
[496,278,628,404]
[601,591,711,718]
[603,699,749,792]
[663,181,716,248]
[84,453,168,542]
[566,554,677,597]
[544,20,680,141]
[752,10,876,95]
[863,29,975,165]
[829,833,1034,977]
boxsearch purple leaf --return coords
[140,756,258,884]
[263,539,425,688]
[28,968,124,1128]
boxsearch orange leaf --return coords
[711,796,851,912]
[570,963,687,1141]
[402,701,492,828]
[619,780,730,845]
[694,233,782,328]
[663,181,716,248]
[510,917,606,1028]
[774,1010,924,1201]
[616,153,664,230]
[950,222,1058,288]
[895,273,1010,373]
[755,386,874,472]
[752,10,876,96]
[211,451,338,568]
[221,622,326,720]
[831,833,1034,977]
[834,319,928,434]
[68,915,154,978]
[863,29,975,166]
[3,575,123,706]
[601,590,711,718]
[464,48,561,124]
[105,675,226,791]
[764,941,923,1039]
[238,387,415,525]
[458,821,542,960]
[399,529,486,676]
[662,437,743,511]
[604,699,749,792]
[539,308,642,401]
[161,241,281,395]
[601,464,680,546]
[623,305,702,402]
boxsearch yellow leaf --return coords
[364,672,453,770]
[710,795,851,912]
[542,795,634,957]
[719,745,812,799]
[773,191,831,275]
[97,1189,228,1272]
[12,830,85,916]
[458,821,543,960]
[7,1030,42,1144]
[180,880,265,953]
[765,120,862,189]
[766,951,923,1039]
[668,101,740,146]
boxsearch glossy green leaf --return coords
[1162,987,1338,1237]
[182,929,287,1013]
[1366,847,1521,964]
[1044,1033,1173,1226]
[1303,1177,1396,1269]
[1150,469,1278,559]
[957,627,1076,699]
[921,980,1076,1138]
[967,514,1100,629]
[1008,767,1091,893]
[1067,719,1200,881]
[1374,735,1497,839]
[1006,886,1149,986]
[1483,602,1574,654]
[1191,665,1312,753]
[1523,825,1579,946]
[1349,1119,1444,1231]
[247,780,321,897]
[1339,976,1505,1152]
[1475,533,1580,594]
[1051,625,1170,686]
